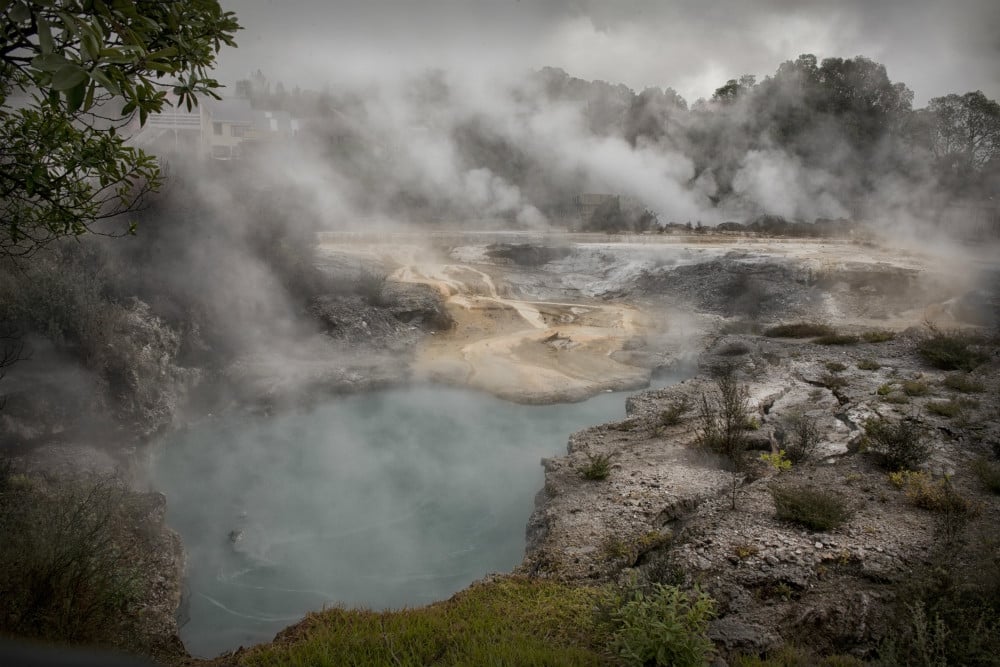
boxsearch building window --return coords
[213,122,222,135]
[232,124,247,138]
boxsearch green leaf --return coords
[8,1,29,23]
[89,68,121,96]
[32,53,69,73]
[65,82,86,113]
[38,17,55,54]
[51,65,88,91]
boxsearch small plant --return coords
[863,417,931,471]
[696,368,754,509]
[926,400,962,418]
[825,361,847,372]
[877,382,895,396]
[659,396,692,427]
[733,543,759,559]
[764,323,834,338]
[882,393,910,405]
[890,471,980,518]
[857,358,881,370]
[918,330,988,371]
[611,584,717,667]
[781,412,820,464]
[771,485,851,531]
[819,372,847,390]
[814,333,860,346]
[862,330,896,343]
[902,380,930,397]
[973,459,1000,494]
[760,450,792,472]
[942,373,985,393]
[581,453,612,480]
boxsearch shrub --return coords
[863,417,931,471]
[825,361,847,372]
[0,474,155,648]
[770,485,851,531]
[862,330,896,343]
[764,323,834,338]
[926,400,962,418]
[973,459,1000,494]
[659,396,692,427]
[889,471,979,515]
[697,369,753,508]
[918,331,988,371]
[611,584,716,667]
[902,380,930,397]
[814,333,860,346]
[857,358,881,370]
[760,450,792,472]
[819,372,847,390]
[781,412,821,464]
[581,453,613,480]
[942,373,985,393]
[882,394,910,404]
[876,382,895,396]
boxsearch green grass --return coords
[942,373,985,393]
[238,578,613,667]
[581,453,613,480]
[764,323,834,338]
[770,485,851,531]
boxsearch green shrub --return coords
[942,373,985,393]
[862,330,896,343]
[877,383,895,396]
[857,358,881,370]
[814,334,860,346]
[764,323,834,338]
[770,485,852,531]
[581,453,612,480]
[697,369,753,508]
[659,396,692,427]
[781,412,820,464]
[863,417,931,471]
[973,459,1000,494]
[918,331,988,371]
[610,584,716,667]
[825,361,847,372]
[902,380,930,397]
[889,471,979,515]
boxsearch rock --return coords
[709,617,781,656]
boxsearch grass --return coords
[764,323,834,338]
[733,645,865,666]
[237,578,613,667]
[857,358,881,370]
[814,333,859,346]
[861,330,896,343]
[918,330,988,371]
[770,485,851,531]
[581,453,613,480]
[942,373,985,393]
[901,380,930,397]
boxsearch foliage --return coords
[659,396,692,427]
[876,383,894,396]
[942,373,985,393]
[697,368,754,508]
[857,358,881,370]
[238,577,613,667]
[863,416,931,471]
[819,372,847,390]
[917,331,988,371]
[780,412,820,464]
[760,450,792,472]
[0,473,156,648]
[770,485,851,531]
[610,584,716,667]
[889,471,979,516]
[764,323,834,338]
[0,1,241,256]
[824,361,846,372]
[581,452,613,481]
[902,380,931,397]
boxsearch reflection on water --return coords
[152,381,676,657]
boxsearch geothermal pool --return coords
[153,381,678,657]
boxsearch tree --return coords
[697,368,754,509]
[928,91,1000,171]
[1,0,240,257]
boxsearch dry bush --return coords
[770,485,851,531]
[918,330,988,371]
[697,369,753,508]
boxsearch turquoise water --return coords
[152,382,674,658]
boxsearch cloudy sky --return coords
[217,0,1000,106]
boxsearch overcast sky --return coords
[217,0,1000,106]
